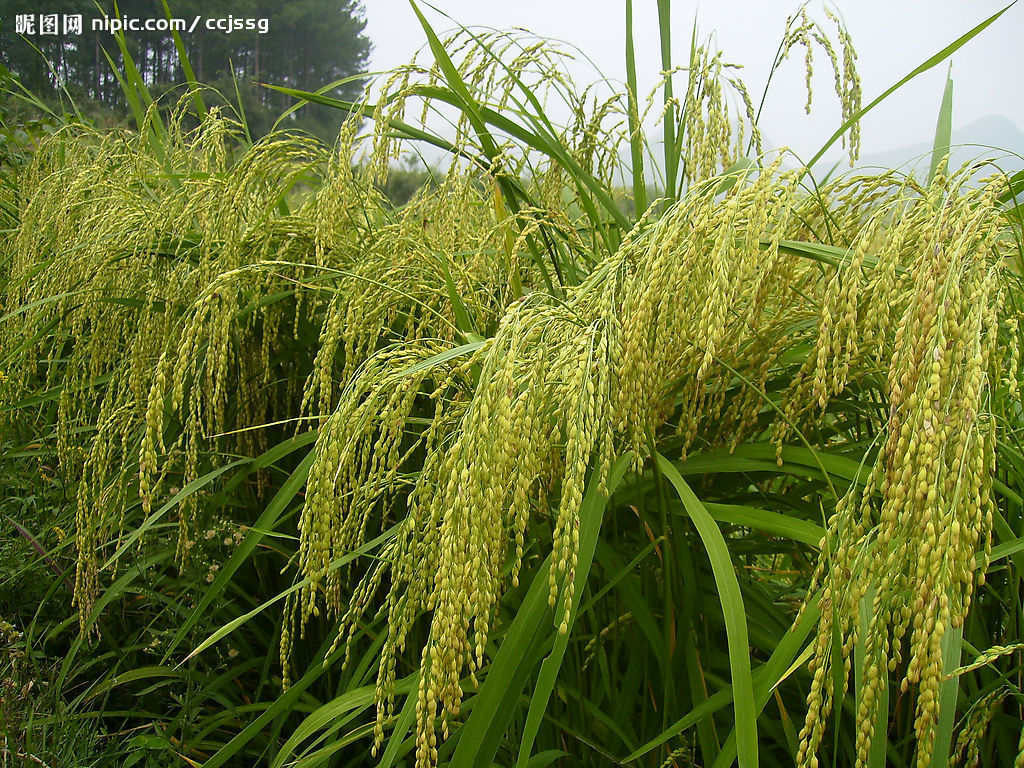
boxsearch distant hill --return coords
[616,114,1023,189]
[845,114,1024,177]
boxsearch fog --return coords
[362,0,1022,168]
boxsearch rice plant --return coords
[1,3,1023,768]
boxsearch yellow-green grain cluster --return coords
[793,167,1011,768]
[2,10,1018,768]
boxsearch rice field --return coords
[1,4,1023,767]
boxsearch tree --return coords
[0,0,372,142]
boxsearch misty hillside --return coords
[849,114,1024,176]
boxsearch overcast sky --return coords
[362,0,1022,166]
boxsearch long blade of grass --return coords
[625,0,647,216]
[514,454,632,768]
[6,516,74,591]
[928,64,954,183]
[161,0,206,120]
[183,522,401,664]
[447,556,554,767]
[100,1,168,161]
[653,452,758,768]
[414,6,632,251]
[200,628,355,768]
[162,439,317,661]
[82,665,189,702]
[376,675,420,768]
[57,550,173,690]
[102,459,249,571]
[396,340,485,377]
[623,592,820,763]
[806,2,1016,171]
[702,502,825,548]
[437,252,476,337]
[271,675,417,768]
[929,624,964,768]
[656,0,678,200]
[408,1,576,293]
[409,0,499,161]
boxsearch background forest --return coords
[0,0,371,140]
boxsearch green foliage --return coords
[1,3,1024,768]
[0,0,370,142]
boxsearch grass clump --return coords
[2,3,1024,768]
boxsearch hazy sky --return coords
[362,0,1021,165]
